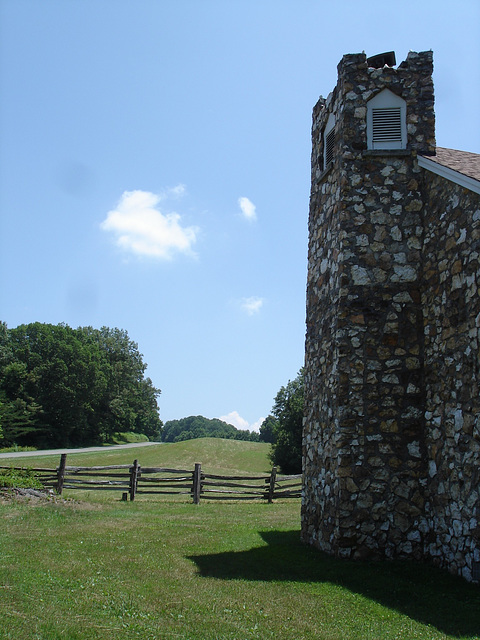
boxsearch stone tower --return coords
[302,51,436,560]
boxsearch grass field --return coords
[1,440,479,640]
[0,438,272,476]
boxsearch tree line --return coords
[0,319,304,475]
[0,322,162,448]
[162,415,260,443]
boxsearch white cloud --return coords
[240,296,264,315]
[219,411,265,433]
[220,411,249,431]
[249,417,265,433]
[101,189,198,260]
[238,196,257,222]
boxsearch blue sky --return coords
[1,0,479,432]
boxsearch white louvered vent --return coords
[367,90,406,150]
[325,128,335,166]
[372,107,402,143]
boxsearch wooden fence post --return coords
[267,466,277,503]
[129,459,140,501]
[192,463,202,504]
[56,453,67,495]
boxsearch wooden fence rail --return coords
[0,455,302,503]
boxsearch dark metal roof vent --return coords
[367,51,396,68]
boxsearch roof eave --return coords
[418,155,480,195]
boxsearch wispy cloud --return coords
[219,411,265,433]
[238,196,257,222]
[101,189,198,260]
[240,296,264,315]
[167,183,186,198]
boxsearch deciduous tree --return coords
[267,369,304,474]
[0,322,162,447]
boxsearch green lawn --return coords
[0,440,479,639]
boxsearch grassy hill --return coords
[0,438,272,476]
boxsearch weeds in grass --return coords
[0,467,44,490]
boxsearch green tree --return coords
[6,323,104,446]
[84,326,162,442]
[0,323,45,446]
[259,415,278,444]
[0,396,43,445]
[268,369,304,474]
[0,322,162,447]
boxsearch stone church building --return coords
[302,50,480,582]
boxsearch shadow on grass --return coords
[188,530,480,638]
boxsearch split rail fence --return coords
[1,454,302,503]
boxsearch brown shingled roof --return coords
[430,147,480,182]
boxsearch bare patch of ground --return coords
[0,487,99,509]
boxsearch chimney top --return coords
[367,51,396,68]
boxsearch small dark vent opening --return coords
[367,51,396,68]
[372,107,402,142]
[325,128,335,166]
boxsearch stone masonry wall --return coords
[303,92,343,552]
[302,51,435,560]
[422,174,480,581]
[303,49,480,581]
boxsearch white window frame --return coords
[367,89,407,150]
